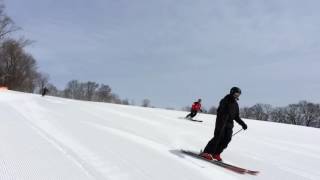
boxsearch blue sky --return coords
[4,0,320,109]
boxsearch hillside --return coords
[0,90,319,180]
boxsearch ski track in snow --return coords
[1,91,320,180]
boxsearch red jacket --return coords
[191,102,202,111]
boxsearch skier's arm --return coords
[235,115,247,130]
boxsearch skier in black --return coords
[201,87,247,161]
[42,87,49,97]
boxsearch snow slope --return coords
[1,90,320,180]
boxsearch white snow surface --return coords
[1,90,320,180]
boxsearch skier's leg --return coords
[203,137,217,154]
[216,128,233,154]
[186,111,193,118]
[190,111,198,118]
[203,128,222,154]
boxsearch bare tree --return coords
[35,72,49,93]
[317,115,320,128]
[83,81,99,101]
[285,104,300,125]
[240,104,272,121]
[122,99,130,105]
[96,84,112,102]
[0,4,20,40]
[240,107,252,119]
[293,101,320,127]
[142,99,151,107]
[111,93,122,104]
[270,107,287,124]
[252,104,272,121]
[63,80,85,99]
[46,83,59,96]
[0,38,38,92]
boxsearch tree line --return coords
[206,101,320,129]
[45,80,133,105]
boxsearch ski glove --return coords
[242,123,248,130]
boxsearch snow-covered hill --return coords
[1,90,319,180]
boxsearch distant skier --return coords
[201,87,247,161]
[41,87,49,97]
[186,99,203,119]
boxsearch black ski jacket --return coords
[215,94,246,129]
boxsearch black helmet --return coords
[198,98,202,102]
[230,87,241,95]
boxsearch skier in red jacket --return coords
[186,99,203,119]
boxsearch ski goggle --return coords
[233,92,241,98]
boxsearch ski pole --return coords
[232,129,243,137]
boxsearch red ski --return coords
[181,150,259,175]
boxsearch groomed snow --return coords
[1,90,319,180]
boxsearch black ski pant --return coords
[203,127,233,155]
[186,110,198,119]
